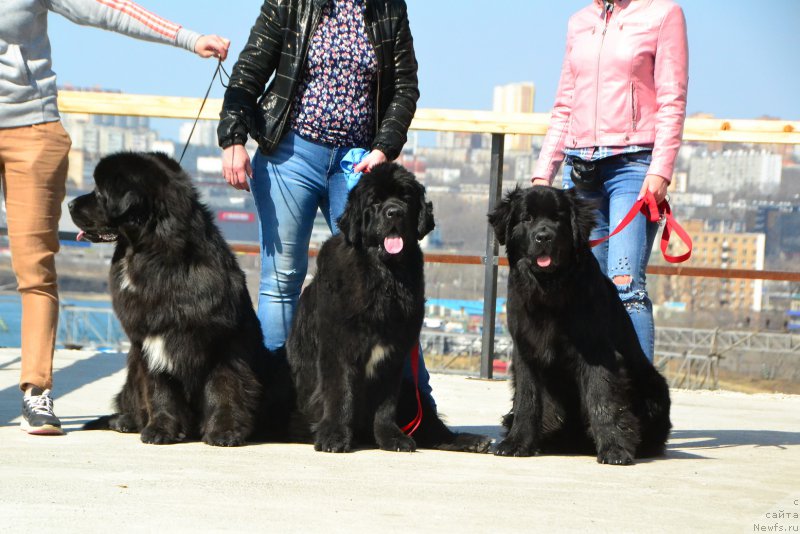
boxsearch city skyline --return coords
[47,1,800,142]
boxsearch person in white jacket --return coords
[0,0,229,435]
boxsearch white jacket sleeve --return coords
[45,0,201,52]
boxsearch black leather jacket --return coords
[218,0,419,160]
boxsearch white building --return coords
[492,82,535,152]
[689,149,782,194]
[179,120,219,148]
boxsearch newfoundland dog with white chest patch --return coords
[488,186,671,464]
[287,163,490,454]
[69,152,291,446]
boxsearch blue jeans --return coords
[251,131,434,401]
[562,152,659,361]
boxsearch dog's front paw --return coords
[597,445,634,466]
[314,424,352,453]
[140,423,184,445]
[379,434,416,453]
[494,437,538,457]
[204,428,247,447]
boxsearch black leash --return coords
[178,60,231,164]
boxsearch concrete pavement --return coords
[0,348,798,533]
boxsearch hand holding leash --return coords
[194,35,230,60]
[589,190,693,263]
[639,173,669,204]
[222,145,252,192]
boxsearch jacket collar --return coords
[314,0,372,5]
[594,0,637,17]
[593,0,635,7]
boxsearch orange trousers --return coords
[0,121,71,391]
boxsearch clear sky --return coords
[48,0,800,141]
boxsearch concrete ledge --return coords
[0,348,797,532]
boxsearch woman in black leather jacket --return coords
[218,0,418,166]
[217,0,433,398]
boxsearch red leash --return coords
[400,343,423,436]
[588,190,693,263]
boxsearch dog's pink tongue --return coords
[384,236,404,254]
[537,255,552,267]
[76,231,85,242]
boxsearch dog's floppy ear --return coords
[488,186,523,246]
[337,191,363,247]
[416,184,435,239]
[566,188,596,247]
[107,190,145,223]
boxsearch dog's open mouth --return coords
[536,255,552,268]
[76,230,118,243]
[383,234,404,255]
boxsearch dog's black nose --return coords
[534,231,553,244]
[385,205,404,219]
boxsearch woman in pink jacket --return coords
[532,0,688,361]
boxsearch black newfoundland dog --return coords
[69,152,291,446]
[287,163,490,454]
[488,186,671,465]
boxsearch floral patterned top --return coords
[289,0,377,148]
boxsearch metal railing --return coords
[58,303,127,351]
[56,90,800,378]
[655,327,800,389]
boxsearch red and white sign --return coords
[218,211,255,223]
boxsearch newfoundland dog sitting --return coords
[69,152,291,446]
[488,186,671,465]
[287,163,490,454]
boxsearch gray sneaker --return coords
[21,387,64,435]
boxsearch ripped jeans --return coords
[562,152,659,361]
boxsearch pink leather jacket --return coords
[533,0,688,183]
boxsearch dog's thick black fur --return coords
[488,186,671,465]
[69,152,291,446]
[287,163,490,454]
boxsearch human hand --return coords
[194,35,230,60]
[353,149,387,173]
[638,174,669,204]
[531,178,550,187]
[222,145,252,192]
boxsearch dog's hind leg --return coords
[401,381,491,453]
[83,413,139,433]
[201,359,261,447]
[634,368,672,458]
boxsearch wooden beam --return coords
[411,109,550,135]
[58,91,223,121]
[57,91,800,144]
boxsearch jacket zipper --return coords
[594,2,613,144]
[275,4,326,142]
[362,5,381,140]
[630,82,637,131]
